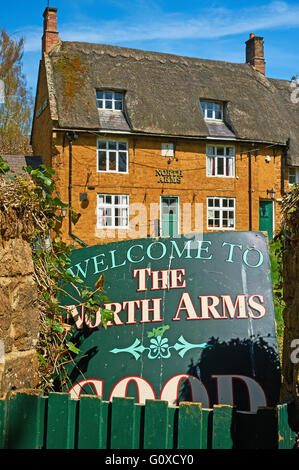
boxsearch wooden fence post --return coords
[143,399,170,449]
[177,402,202,449]
[110,397,136,449]
[212,405,235,449]
[46,392,77,449]
[0,392,297,449]
[277,403,297,449]
[99,400,111,449]
[77,394,102,449]
[5,391,46,449]
[0,393,8,449]
[166,406,178,449]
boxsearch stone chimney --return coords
[42,7,59,55]
[245,33,266,75]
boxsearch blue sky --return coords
[2,0,299,95]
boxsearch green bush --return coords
[269,239,284,355]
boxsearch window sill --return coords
[97,109,124,113]
[97,226,129,230]
[97,170,129,174]
[207,227,235,231]
[206,174,235,178]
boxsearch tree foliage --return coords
[0,29,33,154]
[0,157,114,392]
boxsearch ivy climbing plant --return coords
[0,156,114,392]
[280,183,299,247]
[271,183,299,354]
[274,183,299,270]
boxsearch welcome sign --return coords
[61,232,281,412]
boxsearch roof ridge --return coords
[57,40,247,68]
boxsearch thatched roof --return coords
[43,41,298,164]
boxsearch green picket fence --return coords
[0,391,297,449]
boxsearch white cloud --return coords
[22,1,299,53]
[23,30,42,53]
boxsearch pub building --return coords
[31,7,299,247]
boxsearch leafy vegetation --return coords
[0,157,114,392]
[0,29,33,154]
[280,183,299,247]
[270,183,299,357]
[269,239,285,354]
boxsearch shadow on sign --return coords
[54,326,99,392]
[180,335,281,411]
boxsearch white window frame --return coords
[96,90,123,111]
[207,197,236,230]
[288,166,299,185]
[206,145,235,177]
[97,139,129,174]
[97,194,129,229]
[201,101,223,121]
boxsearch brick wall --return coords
[47,133,284,247]
[31,60,54,169]
[30,54,286,248]
[246,35,266,75]
[42,7,59,55]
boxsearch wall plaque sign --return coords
[61,232,280,412]
[156,169,183,183]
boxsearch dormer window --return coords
[201,101,223,121]
[96,90,123,111]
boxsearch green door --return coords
[161,196,179,236]
[259,200,273,240]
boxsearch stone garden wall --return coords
[0,236,40,395]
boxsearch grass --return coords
[269,239,285,357]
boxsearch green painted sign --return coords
[60,232,280,412]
